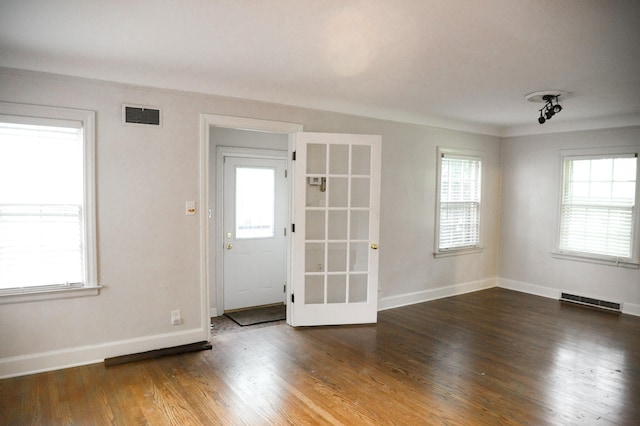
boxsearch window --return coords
[556,150,639,267]
[435,147,483,256]
[0,103,98,302]
[235,167,276,239]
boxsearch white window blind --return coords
[437,152,482,251]
[0,121,85,290]
[559,154,637,261]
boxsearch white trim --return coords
[0,327,205,379]
[0,285,102,305]
[199,114,303,328]
[496,277,560,300]
[554,147,640,266]
[378,278,496,311]
[0,102,98,299]
[497,277,640,317]
[623,302,640,317]
[434,146,485,256]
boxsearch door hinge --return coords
[292,223,295,233]
[292,151,296,161]
[283,284,286,293]
[284,227,287,236]
[285,169,288,178]
[291,294,295,303]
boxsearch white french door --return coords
[223,156,287,311]
[290,132,381,326]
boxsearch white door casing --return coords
[291,132,381,326]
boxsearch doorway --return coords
[200,114,381,333]
[205,118,302,324]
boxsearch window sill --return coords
[552,252,639,269]
[0,285,103,305]
[434,247,483,258]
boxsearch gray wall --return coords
[499,126,640,307]
[0,69,501,377]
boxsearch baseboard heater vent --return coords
[122,104,161,126]
[560,292,622,313]
[104,341,212,367]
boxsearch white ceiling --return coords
[1,0,639,136]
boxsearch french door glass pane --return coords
[352,145,371,175]
[328,177,348,207]
[305,275,324,304]
[327,275,347,303]
[303,142,371,306]
[305,210,325,240]
[329,144,349,174]
[235,167,275,239]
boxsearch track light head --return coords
[525,91,567,124]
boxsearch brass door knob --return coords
[226,244,233,250]
[370,243,378,250]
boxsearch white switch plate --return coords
[186,201,196,216]
[171,309,182,325]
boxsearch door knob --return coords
[371,243,378,250]
[226,244,233,250]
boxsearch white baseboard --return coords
[0,327,209,379]
[623,302,640,316]
[496,277,560,300]
[378,277,496,311]
[497,277,640,317]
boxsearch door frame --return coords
[216,147,288,312]
[199,114,303,336]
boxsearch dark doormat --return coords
[225,304,286,326]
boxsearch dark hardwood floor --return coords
[1,288,639,425]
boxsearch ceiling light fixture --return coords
[525,90,568,125]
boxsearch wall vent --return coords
[122,104,161,126]
[560,292,622,313]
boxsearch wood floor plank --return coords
[1,288,639,425]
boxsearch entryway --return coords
[200,114,381,330]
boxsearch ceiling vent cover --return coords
[122,104,162,126]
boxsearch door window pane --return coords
[349,274,368,303]
[351,178,370,208]
[328,177,348,207]
[305,210,325,240]
[350,210,369,240]
[351,145,371,175]
[328,210,348,240]
[327,274,347,303]
[235,167,275,239]
[329,144,349,174]
[349,242,369,272]
[307,144,326,174]
[327,242,347,272]
[305,243,325,272]
[305,275,324,304]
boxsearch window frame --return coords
[434,146,484,258]
[553,147,640,268]
[0,102,99,303]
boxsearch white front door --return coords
[291,132,381,326]
[223,156,287,311]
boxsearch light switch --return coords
[186,200,196,216]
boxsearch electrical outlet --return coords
[171,310,182,325]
